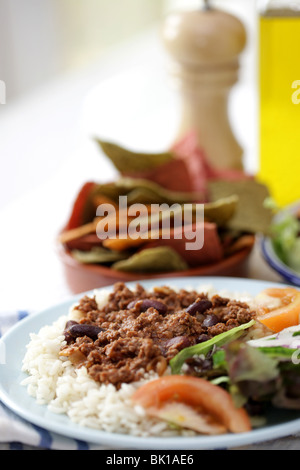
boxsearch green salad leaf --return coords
[223,341,279,384]
[169,320,255,374]
[170,318,300,411]
[255,346,298,360]
[271,213,300,272]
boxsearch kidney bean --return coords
[127,299,167,315]
[63,320,78,344]
[164,336,191,350]
[202,314,219,328]
[186,299,212,316]
[141,299,167,314]
[196,333,210,343]
[65,320,78,329]
[68,324,104,341]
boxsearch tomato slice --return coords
[132,375,251,434]
[256,288,300,333]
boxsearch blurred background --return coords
[1,0,163,101]
[1,0,255,101]
[0,0,262,310]
[0,0,256,208]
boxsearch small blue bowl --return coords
[261,201,300,287]
[261,236,300,287]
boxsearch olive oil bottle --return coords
[258,1,300,207]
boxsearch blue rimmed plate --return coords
[1,276,300,450]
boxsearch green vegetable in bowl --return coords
[271,213,300,272]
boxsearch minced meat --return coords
[60,282,256,388]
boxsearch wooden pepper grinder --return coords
[162,0,247,170]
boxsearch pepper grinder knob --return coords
[162,6,247,170]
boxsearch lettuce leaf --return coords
[256,346,298,360]
[169,320,255,375]
[271,213,300,270]
[224,341,279,384]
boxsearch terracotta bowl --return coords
[57,236,255,294]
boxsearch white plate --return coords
[1,276,300,450]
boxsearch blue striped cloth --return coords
[0,311,106,450]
